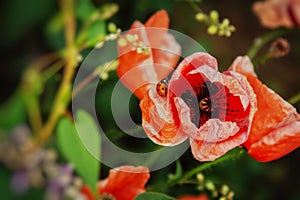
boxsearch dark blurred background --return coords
[0,0,300,199]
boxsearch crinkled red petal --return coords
[140,88,188,145]
[230,56,300,162]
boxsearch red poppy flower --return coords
[253,0,300,29]
[178,194,209,200]
[117,10,181,100]
[230,56,300,162]
[140,52,257,161]
[81,165,150,200]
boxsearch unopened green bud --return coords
[218,29,225,36]
[222,18,230,27]
[207,25,218,35]
[108,22,117,33]
[205,181,215,191]
[196,173,205,183]
[101,72,109,80]
[225,30,232,37]
[220,184,230,195]
[195,13,206,21]
[210,10,219,21]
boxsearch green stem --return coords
[252,52,272,67]
[148,148,246,192]
[28,0,77,151]
[288,92,300,104]
[42,60,65,81]
[247,28,291,60]
[22,91,43,134]
[188,1,202,13]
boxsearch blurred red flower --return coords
[253,0,300,28]
[81,165,150,200]
[230,56,300,162]
[140,53,257,161]
[178,194,209,200]
[117,10,181,99]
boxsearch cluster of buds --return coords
[196,173,235,200]
[118,33,150,55]
[195,10,236,37]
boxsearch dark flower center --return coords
[199,97,211,112]
[180,81,226,127]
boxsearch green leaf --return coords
[135,192,176,200]
[0,90,26,130]
[76,0,97,21]
[76,110,101,164]
[57,111,101,191]
[85,20,106,46]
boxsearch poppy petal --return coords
[171,52,218,81]
[117,22,156,100]
[145,10,169,48]
[152,33,181,80]
[253,0,294,28]
[117,10,180,100]
[230,56,300,162]
[98,165,150,200]
[140,88,189,145]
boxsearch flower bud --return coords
[207,25,218,35]
[210,10,219,21]
[269,38,290,58]
[220,184,230,195]
[196,173,205,183]
[205,181,215,191]
[195,13,206,21]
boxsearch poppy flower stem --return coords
[288,92,300,105]
[247,28,295,60]
[148,148,246,192]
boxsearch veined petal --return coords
[230,56,300,162]
[190,119,246,161]
[171,52,218,81]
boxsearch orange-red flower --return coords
[178,194,209,200]
[81,165,150,200]
[140,53,257,161]
[253,0,300,28]
[230,56,300,162]
[117,10,181,99]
